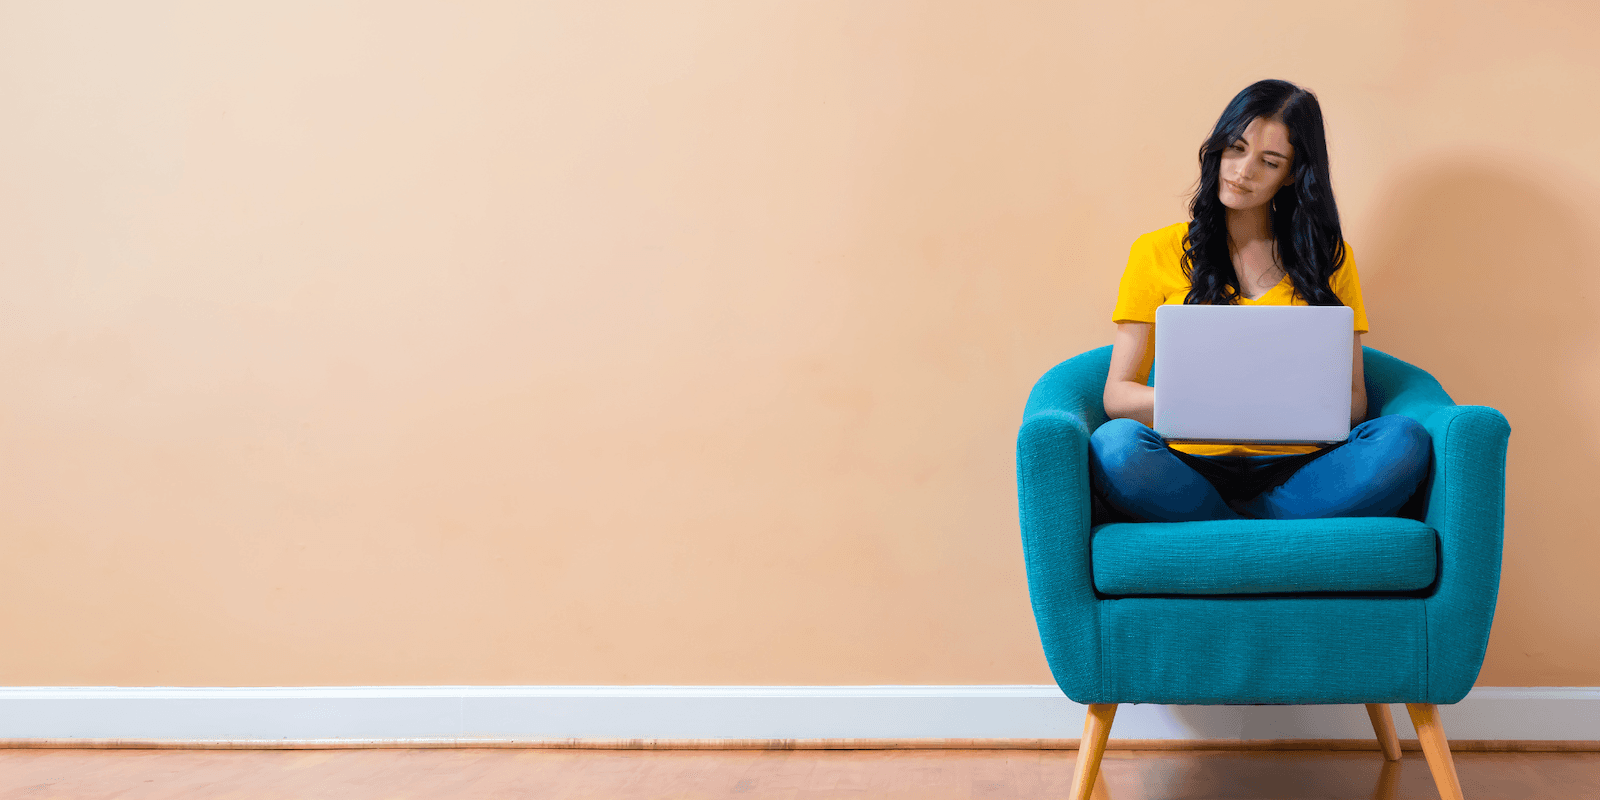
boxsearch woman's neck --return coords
[1225,204,1273,247]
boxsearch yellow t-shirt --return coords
[1112,221,1369,457]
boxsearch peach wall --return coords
[0,1,1595,686]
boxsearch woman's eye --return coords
[1264,161,1281,169]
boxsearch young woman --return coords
[1091,79,1429,522]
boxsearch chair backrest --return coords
[1360,348,1456,424]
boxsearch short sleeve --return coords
[1112,231,1174,324]
[1330,242,1369,334]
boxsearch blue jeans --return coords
[1088,415,1431,522]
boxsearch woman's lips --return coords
[1225,180,1252,194]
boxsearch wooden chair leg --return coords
[1406,703,1465,800]
[1366,703,1402,761]
[1070,703,1117,800]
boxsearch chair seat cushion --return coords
[1091,517,1438,596]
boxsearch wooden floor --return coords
[1,747,1596,799]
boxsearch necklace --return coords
[1231,239,1284,298]
[1255,257,1285,289]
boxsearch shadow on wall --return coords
[1149,159,1599,734]
[1359,157,1597,416]
[1357,157,1600,684]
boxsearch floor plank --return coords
[0,747,1595,799]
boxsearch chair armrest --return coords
[1421,404,1512,703]
[1363,346,1456,423]
[1017,348,1111,701]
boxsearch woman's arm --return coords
[1106,323,1366,427]
[1351,332,1368,424]
[1103,321,1155,426]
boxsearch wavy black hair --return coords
[1182,80,1345,306]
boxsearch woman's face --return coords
[1217,116,1295,212]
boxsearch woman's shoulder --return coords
[1133,221,1189,249]
[1125,222,1190,276]
[1115,222,1191,321]
[1132,219,1196,256]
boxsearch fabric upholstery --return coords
[1102,598,1426,704]
[1017,346,1509,706]
[1092,517,1438,596]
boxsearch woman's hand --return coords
[1104,322,1367,427]
[1103,322,1155,426]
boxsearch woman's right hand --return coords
[1103,321,1155,426]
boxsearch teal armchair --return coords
[1017,346,1510,800]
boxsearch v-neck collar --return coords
[1236,274,1290,303]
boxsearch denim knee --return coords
[1357,415,1432,482]
[1090,418,1164,475]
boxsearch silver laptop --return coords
[1153,304,1353,444]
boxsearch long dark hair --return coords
[1182,80,1345,306]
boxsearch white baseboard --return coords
[0,686,1594,743]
